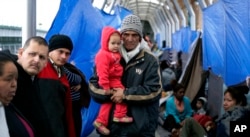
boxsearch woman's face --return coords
[174,88,185,100]
[0,62,18,105]
[223,92,236,111]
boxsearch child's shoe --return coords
[93,121,110,135]
[113,116,133,123]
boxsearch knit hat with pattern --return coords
[120,14,143,38]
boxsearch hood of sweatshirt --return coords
[101,26,120,51]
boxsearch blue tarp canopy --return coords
[203,0,250,86]
[172,27,199,53]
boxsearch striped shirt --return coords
[63,66,82,101]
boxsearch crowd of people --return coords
[0,14,249,137]
[0,34,90,137]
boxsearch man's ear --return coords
[17,48,24,58]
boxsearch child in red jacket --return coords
[93,26,133,135]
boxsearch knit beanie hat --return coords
[49,34,73,52]
[120,14,143,38]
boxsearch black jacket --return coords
[5,103,35,137]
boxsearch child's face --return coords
[196,100,203,109]
[108,33,121,53]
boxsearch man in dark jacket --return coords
[10,36,49,137]
[35,34,76,137]
[90,14,162,137]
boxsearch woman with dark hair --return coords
[176,86,250,137]
[0,52,35,137]
[215,86,249,136]
[163,80,193,135]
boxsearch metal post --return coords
[158,9,167,47]
[155,12,165,43]
[173,0,186,27]
[148,18,158,36]
[22,0,36,46]
[163,7,175,34]
[183,0,196,31]
[159,8,171,48]
[166,0,180,31]
[198,0,207,9]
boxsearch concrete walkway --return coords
[88,125,171,137]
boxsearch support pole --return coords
[183,0,196,31]
[159,8,171,48]
[173,0,186,27]
[166,0,180,31]
[198,0,207,9]
[22,0,36,46]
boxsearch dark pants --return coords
[180,118,207,137]
[163,115,181,132]
[72,101,82,137]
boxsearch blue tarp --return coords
[96,6,132,29]
[96,7,121,29]
[172,27,198,53]
[45,1,132,136]
[203,0,250,86]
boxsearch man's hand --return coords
[111,88,124,103]
[71,84,81,91]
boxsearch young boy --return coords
[93,26,133,135]
[194,97,207,115]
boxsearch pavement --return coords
[87,125,171,137]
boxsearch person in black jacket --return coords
[9,36,49,137]
[34,34,76,137]
[0,52,35,137]
[89,14,162,137]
